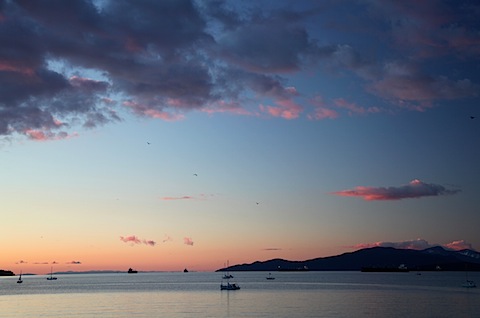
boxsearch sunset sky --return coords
[1,0,479,275]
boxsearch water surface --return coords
[1,271,478,317]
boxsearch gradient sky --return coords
[1,0,479,274]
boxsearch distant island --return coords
[0,269,14,276]
[216,246,480,272]
[54,270,125,275]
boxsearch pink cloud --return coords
[163,235,173,243]
[351,239,476,251]
[0,62,35,76]
[368,62,479,109]
[308,107,338,120]
[333,98,381,115]
[69,76,109,91]
[331,179,460,201]
[123,101,184,121]
[184,237,194,246]
[260,99,303,119]
[444,240,473,251]
[120,235,156,247]
[352,238,432,250]
[201,100,252,116]
[307,95,338,120]
[24,129,77,141]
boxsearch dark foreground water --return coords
[1,271,479,317]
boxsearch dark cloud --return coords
[332,179,460,201]
[1,0,479,140]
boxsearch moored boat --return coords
[17,272,23,284]
[47,267,57,280]
[220,282,240,290]
[461,280,476,288]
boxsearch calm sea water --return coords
[1,271,479,317]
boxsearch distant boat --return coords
[266,272,275,280]
[462,267,476,288]
[220,282,240,290]
[47,267,57,280]
[17,272,23,284]
[462,280,476,288]
[127,268,138,274]
[184,268,189,273]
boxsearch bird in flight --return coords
[147,142,151,145]
[470,116,475,119]
[193,173,198,176]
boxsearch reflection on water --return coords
[0,271,478,317]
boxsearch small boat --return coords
[220,282,240,290]
[127,268,138,274]
[47,267,57,280]
[183,268,189,273]
[462,280,476,288]
[222,260,234,279]
[220,260,240,290]
[266,272,275,280]
[17,272,23,284]
[462,266,476,288]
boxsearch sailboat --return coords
[17,271,23,284]
[47,267,57,280]
[222,261,234,279]
[220,260,240,290]
[462,268,476,288]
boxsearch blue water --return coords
[1,271,479,317]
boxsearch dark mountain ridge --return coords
[217,247,480,272]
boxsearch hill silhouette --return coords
[217,247,480,272]
[0,269,14,276]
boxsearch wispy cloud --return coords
[120,235,156,247]
[351,238,475,251]
[161,194,216,201]
[161,196,194,201]
[331,179,460,201]
[184,237,194,246]
[163,235,173,243]
[263,248,282,251]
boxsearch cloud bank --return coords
[120,235,156,247]
[332,179,460,201]
[352,238,475,251]
[1,0,478,141]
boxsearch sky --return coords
[1,0,479,275]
